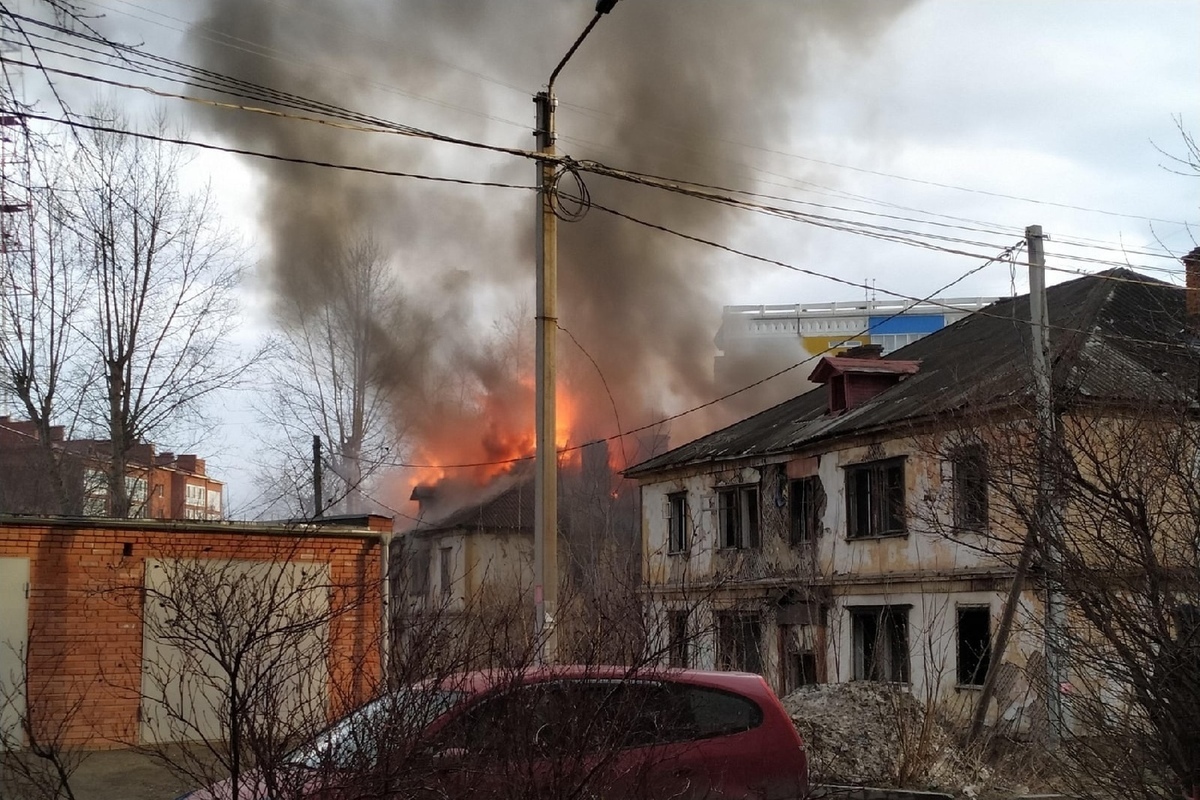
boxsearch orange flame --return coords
[400,375,586,517]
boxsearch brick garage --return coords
[0,515,388,748]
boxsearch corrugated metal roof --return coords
[627,269,1197,478]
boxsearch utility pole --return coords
[1028,224,1068,746]
[312,435,323,519]
[533,0,617,665]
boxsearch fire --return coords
[399,375,587,520]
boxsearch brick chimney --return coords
[1185,247,1200,335]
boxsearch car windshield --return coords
[285,688,464,769]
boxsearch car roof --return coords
[431,666,769,699]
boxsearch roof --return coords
[627,269,1197,477]
[414,477,534,536]
[807,356,921,383]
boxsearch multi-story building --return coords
[631,267,1199,744]
[0,418,224,520]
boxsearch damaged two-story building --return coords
[628,265,1200,730]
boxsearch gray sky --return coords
[13,0,1199,516]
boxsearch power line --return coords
[7,8,1189,248]
[17,110,533,190]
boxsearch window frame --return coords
[952,444,990,531]
[667,610,690,668]
[789,476,824,545]
[850,605,910,683]
[438,546,453,597]
[845,457,907,539]
[666,492,689,554]
[717,485,761,550]
[408,546,431,597]
[956,605,992,687]
[715,611,764,675]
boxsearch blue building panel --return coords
[867,314,945,335]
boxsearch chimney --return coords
[410,484,438,518]
[1185,247,1200,335]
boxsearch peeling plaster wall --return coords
[639,433,1046,712]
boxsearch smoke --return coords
[187,1,913,505]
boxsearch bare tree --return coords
[121,540,379,796]
[912,397,1200,800]
[258,234,416,518]
[0,629,91,800]
[0,109,89,514]
[66,107,249,518]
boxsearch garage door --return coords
[139,558,330,745]
[0,557,29,748]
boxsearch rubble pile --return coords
[783,683,989,793]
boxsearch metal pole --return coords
[534,89,559,664]
[532,2,616,666]
[1027,224,1067,746]
[312,435,323,519]
[380,530,392,687]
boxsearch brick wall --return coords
[0,517,384,748]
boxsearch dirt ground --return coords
[72,749,197,800]
[1,748,200,800]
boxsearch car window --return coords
[621,683,697,746]
[685,685,763,738]
[436,688,527,756]
[286,688,464,769]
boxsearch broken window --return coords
[845,458,906,538]
[716,612,763,675]
[718,486,760,550]
[667,610,690,668]
[850,606,910,682]
[781,624,820,693]
[789,477,824,545]
[667,492,689,554]
[956,606,991,686]
[952,444,989,530]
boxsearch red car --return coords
[184,666,808,800]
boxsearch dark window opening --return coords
[851,606,909,682]
[667,492,689,554]
[1174,604,1200,649]
[846,458,906,538]
[789,476,825,544]
[716,612,763,675]
[957,606,991,686]
[668,611,690,668]
[953,445,989,530]
[438,547,453,596]
[718,486,760,550]
[785,652,819,693]
[408,547,430,596]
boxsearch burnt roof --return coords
[627,268,1198,478]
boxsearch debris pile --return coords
[783,682,988,793]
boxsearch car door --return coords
[425,681,562,800]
